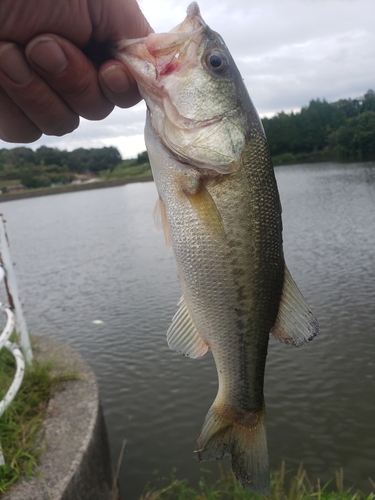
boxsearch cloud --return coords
[0,102,148,158]
[239,29,375,114]
[1,0,374,157]
[101,133,146,158]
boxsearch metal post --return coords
[0,215,32,364]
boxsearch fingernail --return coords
[27,37,68,75]
[101,65,131,94]
[0,43,33,85]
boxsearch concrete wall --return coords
[3,336,118,500]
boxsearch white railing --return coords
[0,214,31,465]
[0,216,32,364]
[0,305,25,465]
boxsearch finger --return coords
[26,34,114,120]
[0,42,79,137]
[88,0,153,41]
[99,60,142,109]
[0,86,42,143]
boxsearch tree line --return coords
[262,89,375,165]
[0,146,149,189]
[0,90,374,190]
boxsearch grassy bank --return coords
[140,463,375,500]
[272,151,335,166]
[0,342,76,493]
[0,173,153,203]
[99,160,151,181]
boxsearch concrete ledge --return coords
[3,336,117,500]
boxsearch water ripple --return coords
[0,164,374,498]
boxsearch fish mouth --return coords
[115,2,205,85]
[114,6,219,143]
[114,3,224,164]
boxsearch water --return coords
[0,162,374,498]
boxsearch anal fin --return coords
[167,297,209,358]
[271,266,319,347]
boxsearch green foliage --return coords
[0,145,124,177]
[334,111,375,161]
[0,170,20,182]
[262,90,375,164]
[2,147,36,165]
[99,151,151,180]
[18,163,71,188]
[34,145,69,167]
[0,145,147,190]
[100,163,152,180]
[0,344,77,493]
[140,463,375,500]
[361,90,375,112]
[1,89,374,186]
[65,146,122,173]
[136,151,150,164]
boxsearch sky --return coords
[1,0,374,158]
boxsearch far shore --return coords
[0,175,154,203]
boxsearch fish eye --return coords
[209,54,222,68]
[204,50,229,75]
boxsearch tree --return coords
[335,111,375,161]
[19,164,51,188]
[262,91,374,162]
[136,151,149,164]
[34,146,69,166]
[66,146,122,173]
[360,89,375,113]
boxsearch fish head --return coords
[115,2,248,174]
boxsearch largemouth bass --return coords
[116,2,318,494]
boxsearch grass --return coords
[0,342,77,493]
[1,339,373,500]
[99,162,152,180]
[0,162,152,196]
[139,462,375,500]
[272,151,335,166]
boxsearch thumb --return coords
[99,60,142,109]
[88,0,153,108]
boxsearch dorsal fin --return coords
[167,296,209,358]
[271,266,319,347]
[153,196,172,247]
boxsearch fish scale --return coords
[115,2,318,494]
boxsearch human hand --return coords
[0,0,152,143]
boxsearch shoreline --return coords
[0,175,154,203]
[1,160,373,204]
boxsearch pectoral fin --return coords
[167,296,209,358]
[184,183,226,241]
[271,266,319,347]
[153,196,172,247]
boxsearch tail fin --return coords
[196,404,269,495]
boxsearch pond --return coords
[1,161,374,499]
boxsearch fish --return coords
[115,2,318,494]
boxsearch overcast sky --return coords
[1,0,374,158]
